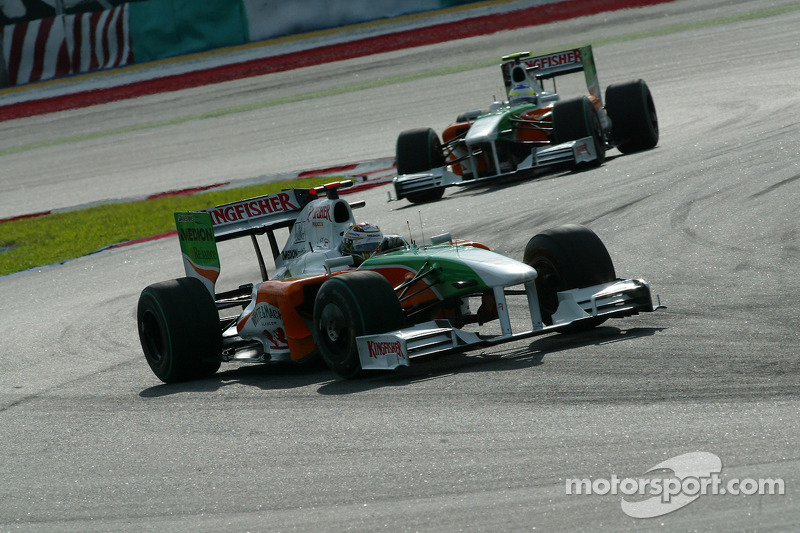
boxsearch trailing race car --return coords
[137,181,663,382]
[393,45,659,203]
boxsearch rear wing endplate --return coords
[174,211,221,296]
[501,45,601,103]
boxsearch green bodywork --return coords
[360,243,537,300]
[476,103,541,142]
[174,211,220,273]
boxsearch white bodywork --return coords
[357,278,660,371]
[393,136,596,199]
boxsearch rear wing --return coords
[199,188,313,242]
[501,45,601,103]
[175,188,314,296]
[175,181,361,296]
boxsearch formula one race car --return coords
[393,45,659,203]
[137,181,662,382]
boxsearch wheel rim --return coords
[318,303,350,355]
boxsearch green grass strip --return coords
[0,177,335,277]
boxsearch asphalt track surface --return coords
[1,0,799,530]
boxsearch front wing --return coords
[393,136,597,200]
[356,278,661,371]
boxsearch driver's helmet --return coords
[341,222,384,264]
[509,83,537,105]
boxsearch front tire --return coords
[396,128,446,203]
[605,79,659,153]
[552,96,606,167]
[137,277,222,383]
[523,224,616,328]
[313,271,404,379]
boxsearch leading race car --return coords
[137,181,663,382]
[393,45,659,203]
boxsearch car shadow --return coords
[139,325,664,398]
[391,157,625,210]
[138,358,334,398]
[316,325,665,395]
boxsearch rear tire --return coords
[137,277,222,383]
[552,96,606,167]
[313,271,405,379]
[523,224,616,328]
[396,128,446,203]
[605,79,659,153]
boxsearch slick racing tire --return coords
[396,128,446,203]
[605,79,659,154]
[137,277,222,383]
[313,271,405,379]
[523,224,616,330]
[552,96,606,167]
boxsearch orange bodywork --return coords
[243,274,328,361]
[240,239,491,361]
[442,122,474,176]
[442,105,566,175]
[515,106,553,143]
[361,240,490,320]
[453,239,490,251]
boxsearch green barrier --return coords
[130,0,249,62]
